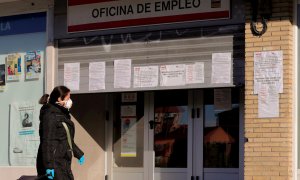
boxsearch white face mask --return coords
[64,99,73,109]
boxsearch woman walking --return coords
[36,86,85,180]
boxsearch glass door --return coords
[148,90,195,180]
[109,88,241,180]
[148,88,241,180]
[201,88,241,180]
[111,92,148,180]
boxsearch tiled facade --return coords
[244,1,294,179]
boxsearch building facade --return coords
[0,0,52,179]
[245,0,295,180]
[0,0,299,180]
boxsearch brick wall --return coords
[244,0,294,180]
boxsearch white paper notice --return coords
[214,88,232,111]
[254,51,283,94]
[186,62,204,84]
[258,85,279,118]
[160,64,186,86]
[211,53,232,84]
[114,59,132,88]
[121,117,137,157]
[89,62,105,91]
[121,93,137,102]
[64,63,80,91]
[121,105,136,117]
[134,66,158,88]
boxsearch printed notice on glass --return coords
[114,59,131,88]
[121,105,136,117]
[186,62,204,84]
[258,85,279,118]
[214,88,232,111]
[254,51,283,94]
[89,62,105,91]
[64,63,80,91]
[160,64,186,86]
[211,53,232,84]
[121,117,137,157]
[10,101,40,166]
[134,66,158,88]
[122,92,137,102]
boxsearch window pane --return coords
[203,89,239,168]
[113,93,144,167]
[154,90,188,168]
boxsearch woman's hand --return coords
[78,155,85,165]
[46,169,54,179]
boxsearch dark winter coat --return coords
[36,103,84,180]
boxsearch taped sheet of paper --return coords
[186,62,204,84]
[89,62,105,91]
[211,53,231,84]
[64,63,80,91]
[258,85,279,118]
[254,51,283,94]
[114,59,132,88]
[160,64,186,86]
[134,66,158,88]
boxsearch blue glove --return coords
[46,169,54,179]
[78,155,85,165]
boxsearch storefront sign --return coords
[0,12,46,36]
[68,0,230,32]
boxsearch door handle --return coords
[191,176,195,180]
[196,108,200,118]
[191,108,195,118]
[149,120,161,129]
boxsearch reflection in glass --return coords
[154,90,188,168]
[204,104,239,168]
[154,106,188,168]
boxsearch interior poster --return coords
[121,105,137,157]
[6,53,21,81]
[0,64,5,91]
[25,51,42,80]
[254,51,283,94]
[214,88,232,111]
[9,101,40,166]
